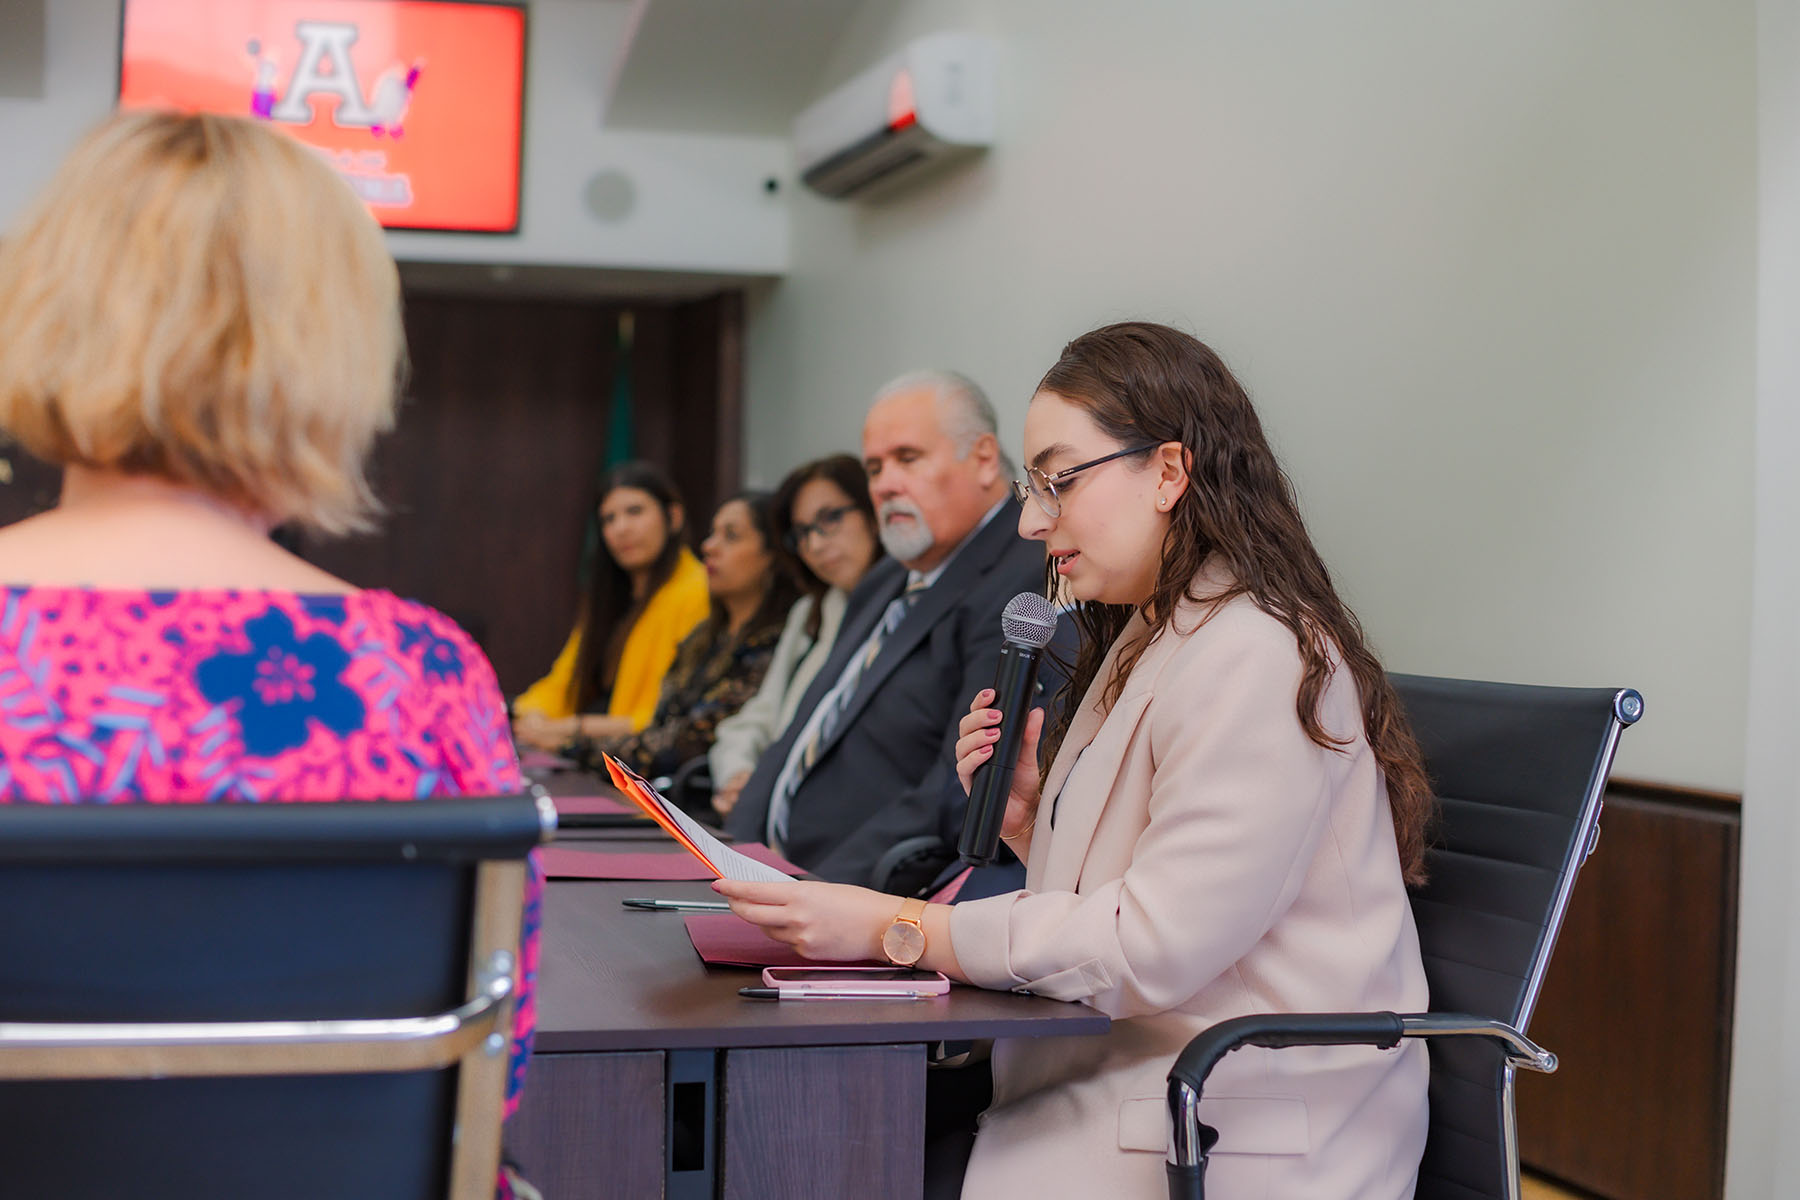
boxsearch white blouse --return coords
[706,588,848,784]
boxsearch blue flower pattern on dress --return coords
[397,619,466,682]
[195,607,366,758]
[0,585,534,1165]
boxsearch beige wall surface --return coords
[0,0,789,275]
[744,0,1756,791]
[1728,1,1800,1194]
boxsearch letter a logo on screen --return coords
[263,21,423,138]
[119,0,526,231]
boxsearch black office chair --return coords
[0,793,553,1200]
[874,833,963,897]
[653,754,717,821]
[1165,675,1643,1200]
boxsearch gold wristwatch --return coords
[881,898,928,966]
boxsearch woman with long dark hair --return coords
[513,461,709,752]
[707,454,884,817]
[715,322,1434,1198]
[587,490,800,778]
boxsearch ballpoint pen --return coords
[738,988,934,1000]
[621,897,731,912]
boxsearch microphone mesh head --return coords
[1000,592,1058,649]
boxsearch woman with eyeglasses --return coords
[714,323,1434,1199]
[708,455,883,818]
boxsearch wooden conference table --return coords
[503,777,1110,1200]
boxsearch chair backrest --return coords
[0,795,545,1200]
[1392,674,1641,1200]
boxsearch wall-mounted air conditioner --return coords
[793,33,996,201]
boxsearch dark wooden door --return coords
[298,288,745,695]
[0,438,61,531]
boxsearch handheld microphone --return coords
[958,593,1059,866]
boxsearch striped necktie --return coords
[766,576,928,848]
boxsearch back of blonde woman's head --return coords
[0,110,403,534]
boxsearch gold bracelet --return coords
[1000,815,1036,841]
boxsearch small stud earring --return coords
[1158,497,1168,508]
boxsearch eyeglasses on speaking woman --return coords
[1011,443,1160,518]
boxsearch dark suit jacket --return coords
[727,499,1047,885]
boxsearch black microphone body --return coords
[959,641,1042,865]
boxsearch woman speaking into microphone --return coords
[714,321,1434,1199]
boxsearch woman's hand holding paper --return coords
[711,878,892,962]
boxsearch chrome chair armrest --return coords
[1398,1013,1556,1073]
[1165,1010,1555,1200]
[0,950,517,1082]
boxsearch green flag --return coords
[579,311,637,583]
[606,310,635,467]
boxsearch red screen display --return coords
[119,0,526,232]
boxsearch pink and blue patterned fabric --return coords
[0,585,542,1134]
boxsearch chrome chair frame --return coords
[1165,681,1642,1200]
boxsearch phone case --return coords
[760,966,951,995]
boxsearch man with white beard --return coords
[727,370,1048,888]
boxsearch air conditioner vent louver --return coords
[801,125,933,199]
[793,34,995,202]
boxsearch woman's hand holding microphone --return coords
[955,687,1046,859]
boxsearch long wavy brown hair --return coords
[1036,322,1432,884]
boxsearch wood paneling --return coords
[1517,788,1739,1200]
[672,291,744,506]
[0,438,59,529]
[723,1044,925,1200]
[299,289,744,695]
[503,1050,664,1198]
[1,290,747,696]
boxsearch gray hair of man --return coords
[870,368,1017,476]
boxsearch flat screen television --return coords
[118,0,526,233]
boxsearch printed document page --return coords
[602,754,792,883]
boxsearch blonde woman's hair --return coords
[0,110,404,534]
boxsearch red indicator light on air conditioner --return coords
[887,68,917,130]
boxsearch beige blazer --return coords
[949,578,1429,1200]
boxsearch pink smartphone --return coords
[758,966,951,995]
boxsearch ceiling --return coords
[601,0,874,137]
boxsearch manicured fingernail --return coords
[987,728,1000,740]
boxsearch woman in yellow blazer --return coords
[716,322,1436,1199]
[513,461,710,750]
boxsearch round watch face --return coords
[882,920,926,965]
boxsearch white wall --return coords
[745,0,1755,791]
[1726,0,1800,1193]
[0,0,116,222]
[0,0,788,277]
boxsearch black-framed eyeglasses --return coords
[785,503,857,551]
[1012,443,1160,518]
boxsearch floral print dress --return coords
[0,586,542,1182]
